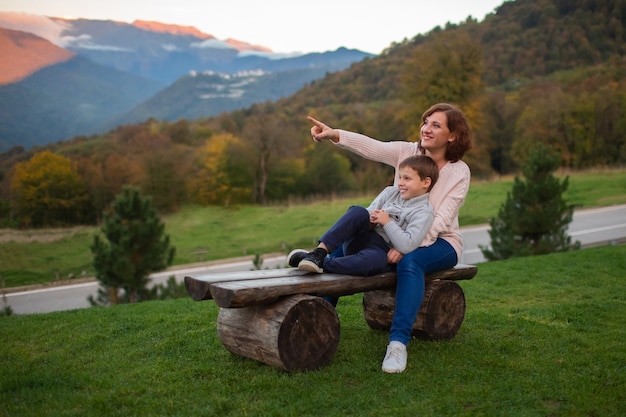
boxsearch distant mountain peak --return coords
[131,20,272,53]
[132,20,214,39]
[225,38,272,53]
[0,27,74,85]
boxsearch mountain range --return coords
[0,12,373,151]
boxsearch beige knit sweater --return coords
[334,130,471,260]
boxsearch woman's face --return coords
[420,111,455,153]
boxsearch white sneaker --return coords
[381,341,407,373]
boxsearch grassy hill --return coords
[1,169,625,289]
[1,245,624,416]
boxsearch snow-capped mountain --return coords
[0,12,373,150]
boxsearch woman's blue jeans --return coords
[324,237,459,342]
[390,238,458,345]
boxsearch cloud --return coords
[59,33,133,51]
[237,50,303,60]
[161,43,179,52]
[0,12,69,46]
[0,12,132,52]
[72,42,134,52]
[190,39,235,50]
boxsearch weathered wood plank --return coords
[207,264,477,308]
[184,268,309,301]
[210,272,397,308]
[427,264,478,281]
[186,264,477,307]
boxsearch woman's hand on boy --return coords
[387,248,403,264]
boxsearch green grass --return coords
[1,245,625,416]
[1,169,625,288]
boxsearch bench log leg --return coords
[217,294,340,372]
[362,280,466,341]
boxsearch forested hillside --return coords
[1,0,625,228]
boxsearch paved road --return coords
[5,204,626,315]
[460,204,626,264]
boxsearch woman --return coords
[307,103,472,373]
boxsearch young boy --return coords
[288,155,439,276]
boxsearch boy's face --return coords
[397,166,431,200]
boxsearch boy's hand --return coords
[370,209,390,225]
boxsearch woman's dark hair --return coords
[419,103,472,162]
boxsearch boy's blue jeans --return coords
[319,206,393,276]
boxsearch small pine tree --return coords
[480,144,578,261]
[91,186,175,304]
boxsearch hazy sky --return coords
[0,0,506,54]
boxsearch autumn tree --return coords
[300,144,356,196]
[242,104,297,205]
[401,27,485,137]
[10,150,93,227]
[264,156,304,201]
[74,152,139,222]
[481,91,521,175]
[193,132,252,205]
[165,119,191,144]
[74,155,112,222]
[142,147,192,212]
[480,144,577,261]
[91,186,175,304]
[399,26,492,175]
[594,80,626,165]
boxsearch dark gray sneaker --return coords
[298,248,328,273]
[287,249,309,267]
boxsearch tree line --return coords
[1,0,625,228]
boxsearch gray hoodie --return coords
[367,186,434,254]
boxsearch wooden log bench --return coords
[184,264,477,372]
